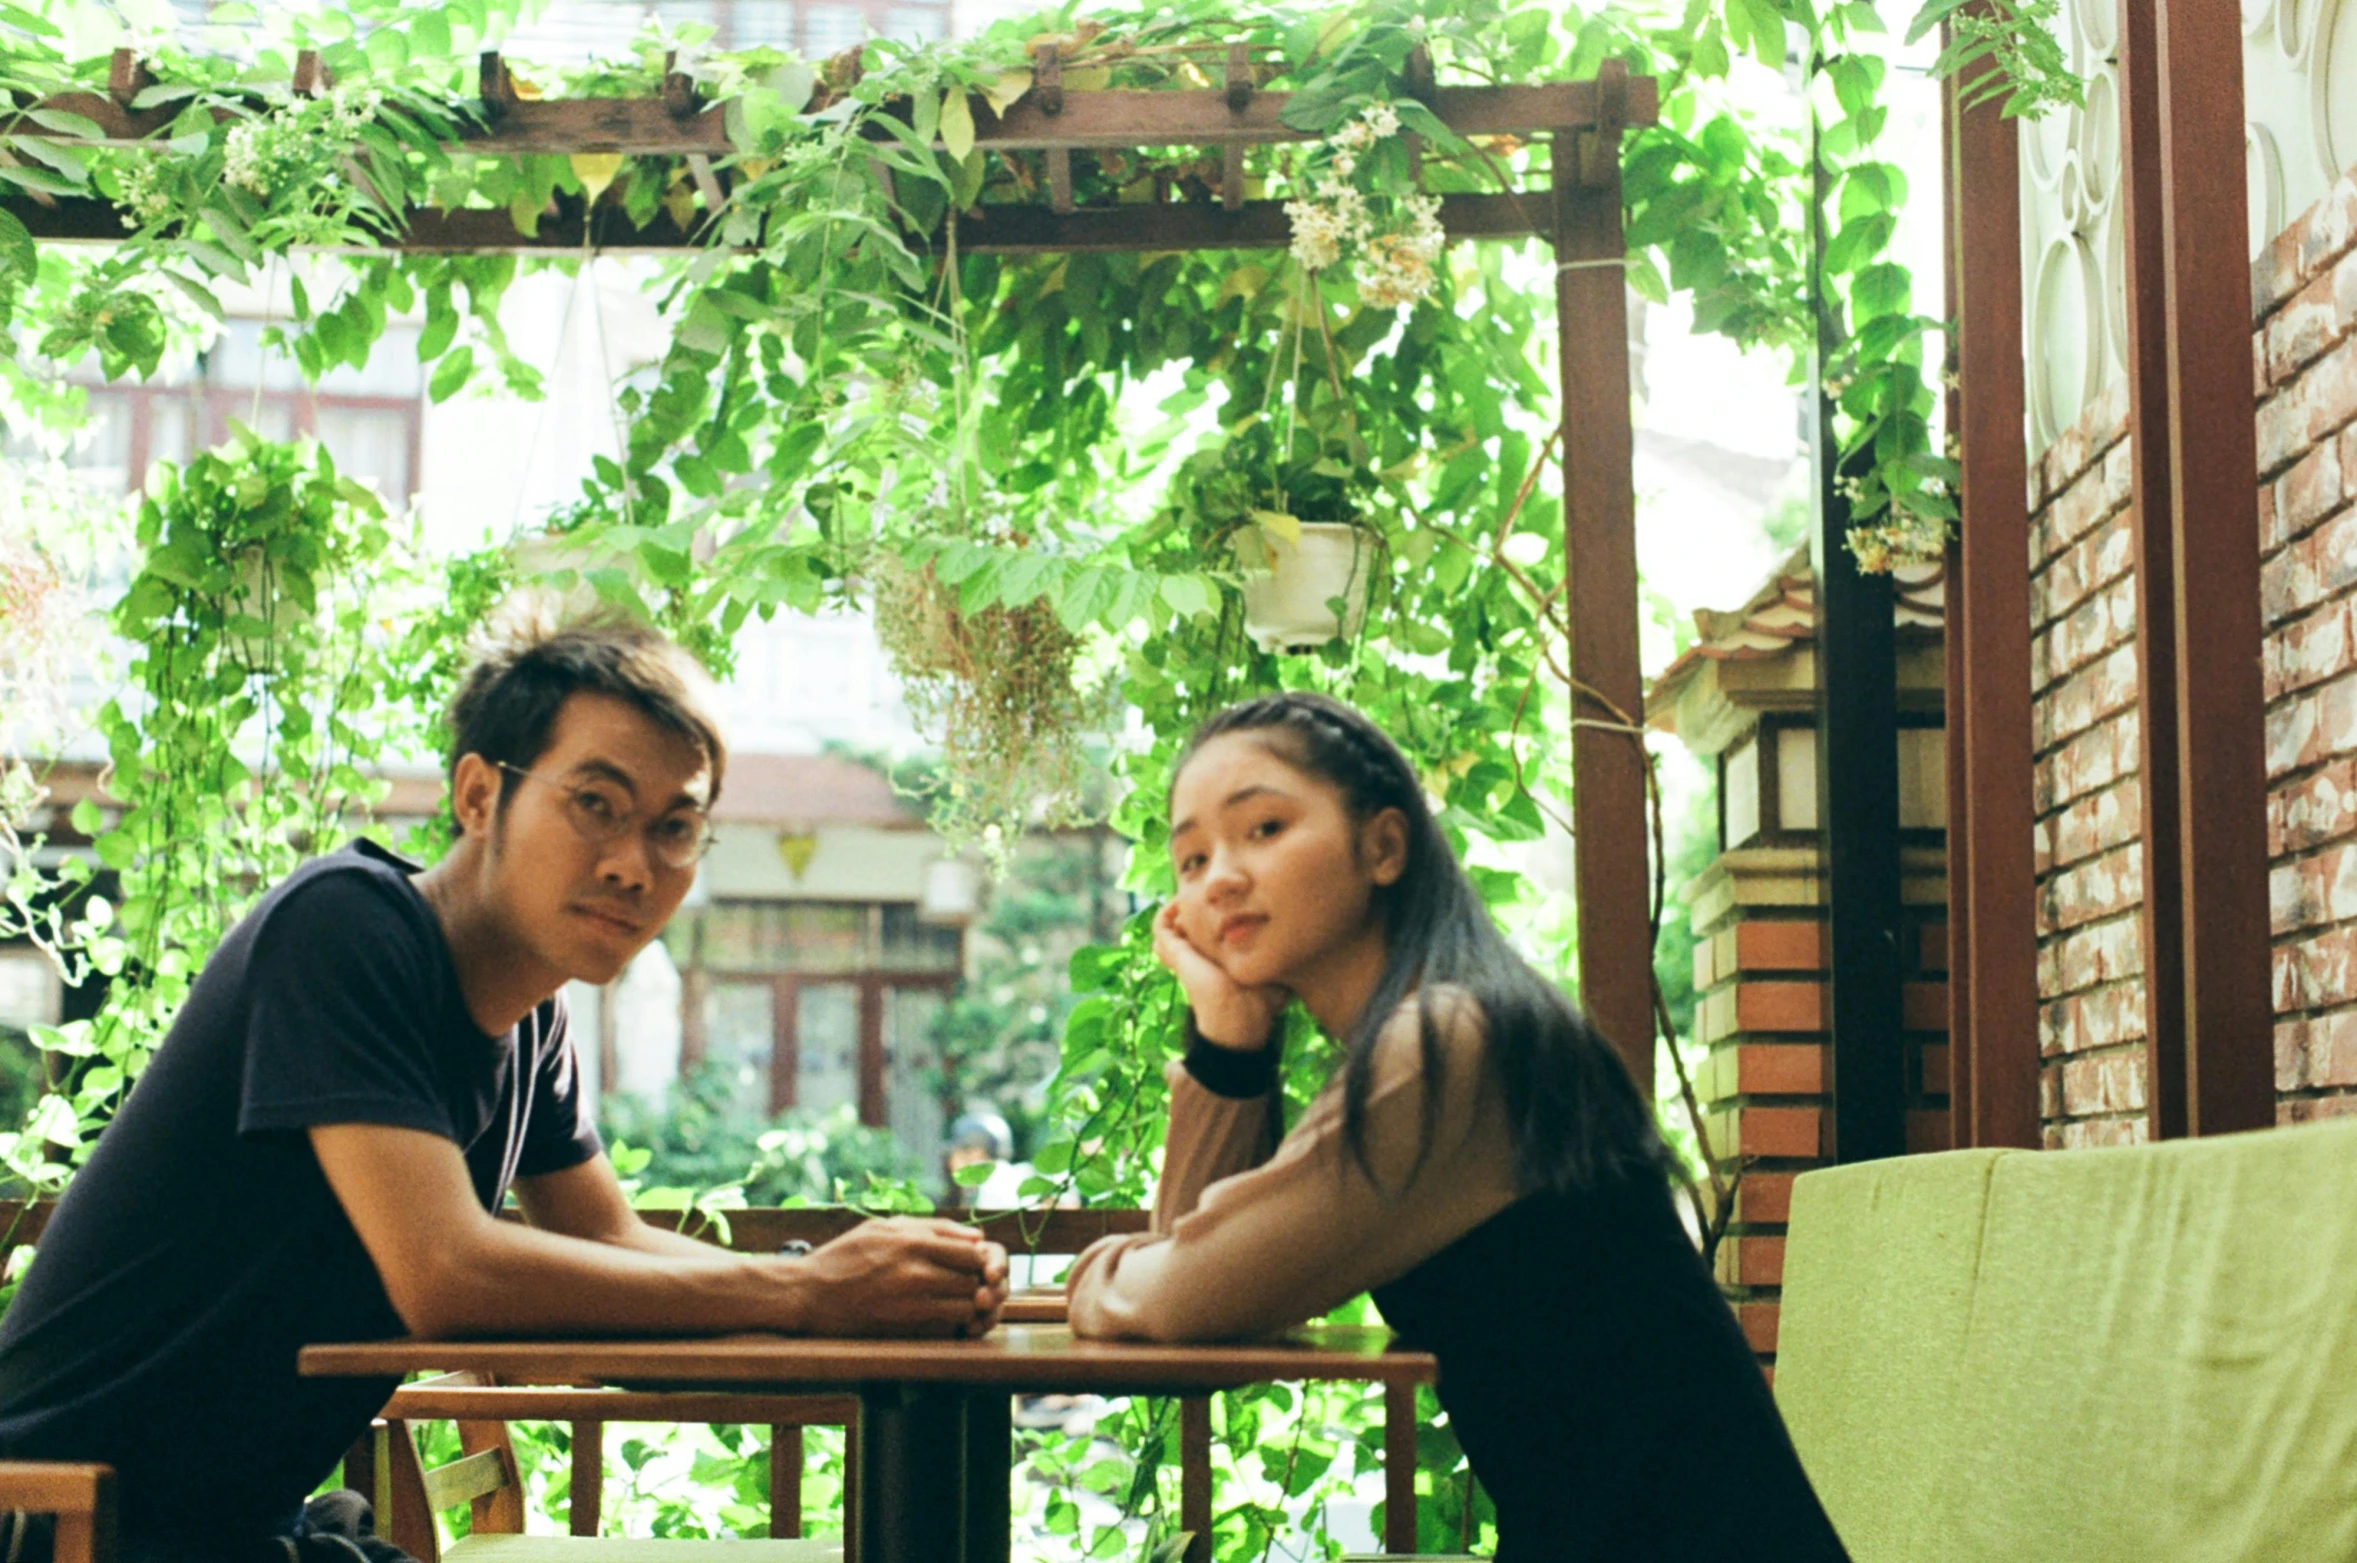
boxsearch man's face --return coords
[464,692,714,986]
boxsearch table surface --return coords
[300,1323,1437,1394]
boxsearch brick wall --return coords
[2027,382,2145,1149]
[2028,168,2357,1145]
[2255,176,2357,1125]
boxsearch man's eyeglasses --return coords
[496,762,715,870]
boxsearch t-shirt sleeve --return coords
[237,869,461,1143]
[516,995,603,1178]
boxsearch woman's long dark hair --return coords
[1174,691,1671,1197]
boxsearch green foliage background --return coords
[0,0,2077,1554]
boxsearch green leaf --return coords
[1157,574,1213,618]
[363,26,408,70]
[428,344,474,403]
[23,108,103,139]
[129,83,201,109]
[940,88,975,164]
[0,162,81,198]
[408,7,450,60]
[951,1160,996,1187]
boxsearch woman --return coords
[1066,691,1848,1560]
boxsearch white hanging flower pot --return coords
[1233,521,1373,653]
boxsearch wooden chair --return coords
[0,1462,114,1563]
[351,1385,839,1561]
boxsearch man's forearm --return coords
[590,1213,741,1262]
[409,1215,809,1339]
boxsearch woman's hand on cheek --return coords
[1154,898,1287,1051]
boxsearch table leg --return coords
[857,1384,968,1563]
[962,1392,1011,1563]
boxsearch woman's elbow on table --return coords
[1070,1254,1282,1344]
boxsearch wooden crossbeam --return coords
[3,187,1557,255]
[964,78,1652,150]
[3,72,1654,157]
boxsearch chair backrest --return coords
[0,1462,115,1563]
[1776,1116,2357,1563]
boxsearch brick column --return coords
[1689,846,1950,1372]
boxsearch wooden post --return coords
[1221,43,1251,211]
[1939,72,1975,1145]
[569,1419,603,1536]
[1383,1379,1418,1552]
[2144,0,2276,1134]
[1552,60,1653,1089]
[2116,0,2190,1139]
[769,1425,803,1539]
[1179,1396,1212,1563]
[1811,400,1907,1165]
[106,48,152,108]
[1946,47,2042,1150]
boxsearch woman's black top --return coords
[1369,1178,1852,1562]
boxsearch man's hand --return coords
[796,1218,1010,1338]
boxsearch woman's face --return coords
[1166,731,1404,994]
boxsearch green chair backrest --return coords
[1775,1146,2011,1562]
[1777,1116,2357,1563]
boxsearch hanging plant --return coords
[871,553,1096,860]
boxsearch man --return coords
[0,617,1007,1561]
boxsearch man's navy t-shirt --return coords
[0,840,601,1547]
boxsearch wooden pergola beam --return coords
[4,188,1562,255]
[6,68,1652,156]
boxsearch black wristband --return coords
[1182,1017,1279,1099]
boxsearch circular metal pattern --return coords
[2030,234,2104,448]
[2312,0,2357,183]
[2076,66,2119,216]
[2249,121,2287,260]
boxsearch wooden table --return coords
[302,1325,1437,1563]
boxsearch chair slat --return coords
[421,1447,511,1513]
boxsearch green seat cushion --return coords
[1775,1147,2012,1562]
[448,1537,839,1562]
[1928,1116,2357,1563]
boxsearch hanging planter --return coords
[1232,520,1373,654]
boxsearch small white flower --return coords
[1332,151,1357,178]
[224,119,272,195]
[1360,103,1400,140]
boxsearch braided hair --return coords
[1172,691,1670,1197]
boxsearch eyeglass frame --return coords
[493,760,717,869]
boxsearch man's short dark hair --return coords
[444,610,728,835]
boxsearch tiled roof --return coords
[1647,544,1947,714]
[710,751,922,829]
